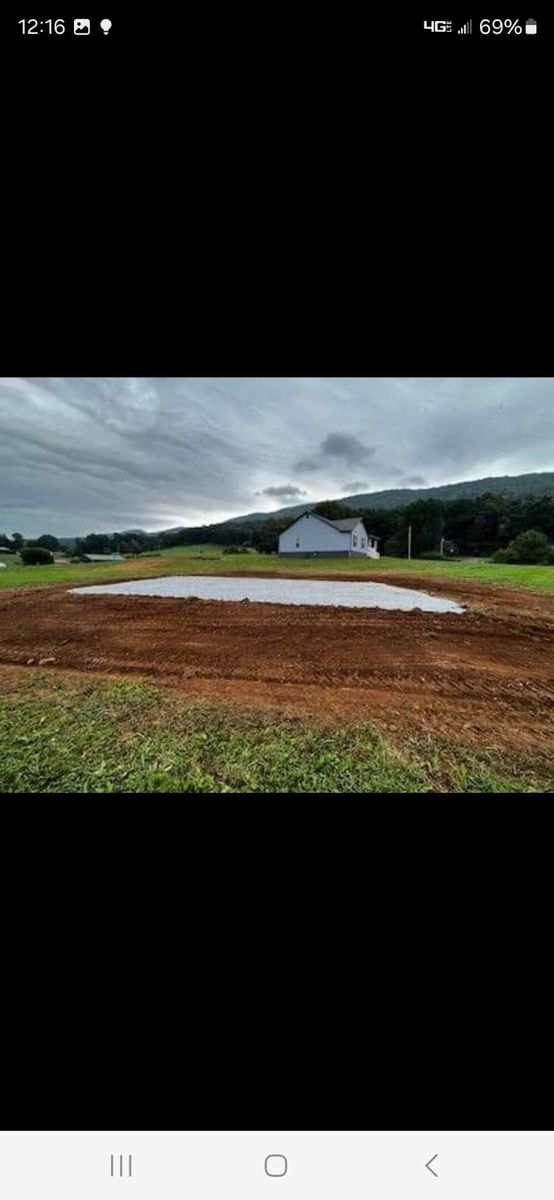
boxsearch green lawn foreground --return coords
[0,673,551,794]
[1,545,554,592]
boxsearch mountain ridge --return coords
[224,471,554,526]
[53,471,554,541]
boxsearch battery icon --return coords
[525,17,537,33]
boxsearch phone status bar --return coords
[423,16,537,34]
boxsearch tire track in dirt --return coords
[1,576,553,755]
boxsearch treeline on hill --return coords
[225,493,554,559]
[115,493,554,559]
[3,491,554,562]
[70,527,261,554]
[0,530,158,557]
[71,531,154,556]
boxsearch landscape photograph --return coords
[1,376,553,794]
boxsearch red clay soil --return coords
[1,572,554,756]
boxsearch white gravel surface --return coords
[70,575,465,613]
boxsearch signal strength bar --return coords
[457,18,472,33]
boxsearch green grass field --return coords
[1,545,553,592]
[0,673,550,793]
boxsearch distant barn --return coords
[80,553,125,562]
[278,512,380,558]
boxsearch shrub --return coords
[20,547,54,565]
[222,545,242,554]
[511,529,550,562]
[495,529,552,565]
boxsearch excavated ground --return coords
[1,571,553,758]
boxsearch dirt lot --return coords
[1,571,553,757]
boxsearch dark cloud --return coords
[1,377,552,535]
[294,456,320,473]
[257,485,308,498]
[321,433,375,464]
[401,474,428,486]
[341,480,369,494]
[295,433,375,473]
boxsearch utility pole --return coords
[407,525,412,560]
[440,536,445,557]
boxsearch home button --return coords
[265,1155,288,1177]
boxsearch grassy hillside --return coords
[1,545,553,592]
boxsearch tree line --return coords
[236,492,554,559]
[360,491,554,558]
[3,490,554,563]
[0,530,156,556]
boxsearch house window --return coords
[353,535,357,547]
[361,537,366,548]
[296,538,300,548]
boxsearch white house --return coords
[278,512,380,558]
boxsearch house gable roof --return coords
[327,517,378,539]
[330,518,360,532]
[280,512,378,539]
[281,511,347,536]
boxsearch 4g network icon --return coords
[423,19,453,31]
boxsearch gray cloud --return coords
[342,480,369,494]
[257,485,308,498]
[321,433,375,464]
[294,456,320,473]
[400,474,428,486]
[1,377,552,536]
[295,432,375,474]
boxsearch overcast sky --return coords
[1,377,553,536]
